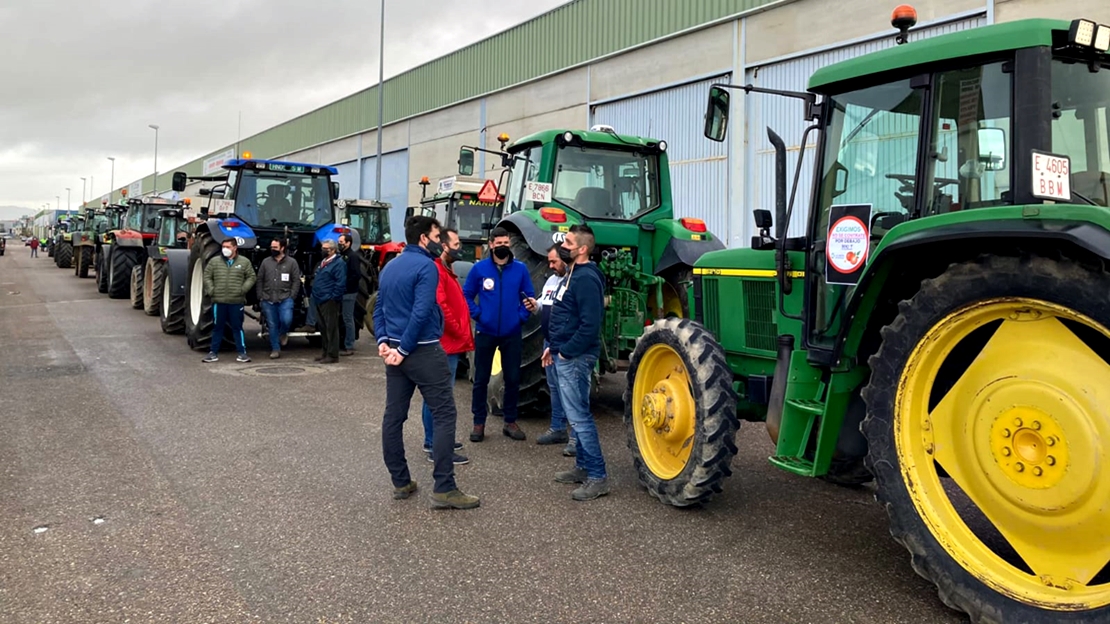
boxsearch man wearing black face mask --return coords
[338,233,361,356]
[256,238,302,359]
[462,226,536,443]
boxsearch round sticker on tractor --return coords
[236,236,246,246]
[826,216,868,273]
[552,232,567,243]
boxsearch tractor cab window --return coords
[158,214,188,247]
[811,78,924,344]
[924,61,1013,216]
[454,197,498,241]
[231,170,332,229]
[553,146,659,219]
[127,204,161,232]
[504,145,544,214]
[1051,58,1110,206]
[347,207,390,244]
[90,215,110,234]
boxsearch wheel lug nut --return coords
[1001,447,1011,457]
[1047,456,1056,466]
[1047,437,1056,446]
[1014,417,1023,427]
[925,443,934,455]
[1032,421,1042,430]
[1002,429,1011,438]
[1033,467,1043,477]
[1015,462,1025,472]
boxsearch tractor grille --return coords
[702,278,720,336]
[743,280,777,352]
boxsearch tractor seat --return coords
[574,187,613,218]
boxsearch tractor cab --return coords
[337,198,393,248]
[122,196,172,242]
[413,174,504,264]
[155,206,191,249]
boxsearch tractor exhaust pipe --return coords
[767,128,788,241]
[765,334,794,445]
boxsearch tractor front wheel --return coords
[625,317,739,507]
[129,265,145,310]
[107,246,139,299]
[160,270,185,334]
[185,235,220,350]
[55,241,72,269]
[862,254,1110,623]
[144,258,165,316]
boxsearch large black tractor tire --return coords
[862,254,1110,624]
[353,253,378,341]
[107,246,140,299]
[184,235,221,350]
[485,233,550,416]
[96,252,109,293]
[129,265,145,310]
[364,291,378,335]
[47,243,54,258]
[625,317,739,507]
[55,241,72,269]
[75,246,93,278]
[143,258,165,316]
[657,267,694,319]
[160,269,185,334]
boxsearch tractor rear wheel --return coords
[656,267,693,319]
[130,265,145,310]
[364,291,378,335]
[144,258,165,316]
[76,246,93,278]
[625,317,739,507]
[160,270,185,334]
[107,246,139,299]
[55,241,72,269]
[96,251,109,293]
[354,252,378,340]
[862,254,1110,623]
[185,234,220,350]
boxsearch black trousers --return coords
[383,342,458,494]
[317,299,341,359]
[471,330,522,425]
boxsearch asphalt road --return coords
[0,249,965,623]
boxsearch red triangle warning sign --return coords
[477,179,501,203]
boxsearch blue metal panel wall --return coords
[744,17,986,240]
[591,74,732,240]
[360,150,410,240]
[332,161,360,200]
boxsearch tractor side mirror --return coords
[704,86,730,142]
[832,161,849,198]
[171,171,187,192]
[331,181,340,200]
[753,208,773,231]
[198,188,211,196]
[977,128,1006,171]
[404,206,415,222]
[458,148,475,176]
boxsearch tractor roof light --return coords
[563,131,574,143]
[540,207,567,223]
[242,151,252,159]
[183,198,191,206]
[497,133,510,143]
[1096,23,1110,52]
[658,140,668,152]
[1067,19,1110,51]
[680,217,707,233]
[891,4,917,44]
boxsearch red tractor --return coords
[100,194,160,299]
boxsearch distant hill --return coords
[0,206,34,220]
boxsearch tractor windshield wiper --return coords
[1070,189,1100,206]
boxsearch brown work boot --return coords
[393,481,418,500]
[430,489,480,510]
[503,422,526,441]
[269,351,280,359]
[469,425,485,442]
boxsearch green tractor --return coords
[72,207,117,279]
[626,11,1110,623]
[92,203,129,292]
[458,126,725,413]
[52,214,81,269]
[136,203,191,320]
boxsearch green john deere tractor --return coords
[53,215,81,269]
[72,208,114,279]
[459,126,725,413]
[626,12,1110,623]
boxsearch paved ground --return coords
[0,249,966,623]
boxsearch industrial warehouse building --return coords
[105,0,1106,246]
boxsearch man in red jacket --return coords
[421,228,473,465]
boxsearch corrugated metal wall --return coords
[744,16,986,240]
[591,75,731,239]
[333,161,361,200]
[155,0,776,183]
[360,150,410,240]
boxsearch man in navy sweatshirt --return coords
[373,215,479,510]
[462,226,536,443]
[547,224,609,501]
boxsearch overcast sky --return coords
[0,0,572,219]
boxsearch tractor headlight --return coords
[563,131,574,143]
[658,140,668,152]
[1097,24,1110,51]
[1069,19,1110,51]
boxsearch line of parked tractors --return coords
[38,12,1110,621]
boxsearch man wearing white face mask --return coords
[203,238,257,363]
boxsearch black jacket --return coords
[343,245,362,295]
[548,261,605,360]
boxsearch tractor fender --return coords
[374,241,405,269]
[315,223,354,248]
[498,212,556,256]
[453,260,475,287]
[205,217,257,250]
[165,248,192,299]
[112,232,146,248]
[654,232,726,276]
[837,218,1110,365]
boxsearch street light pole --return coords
[149,124,160,195]
[80,178,87,205]
[55,196,60,211]
[66,188,71,212]
[374,0,385,201]
[107,157,115,202]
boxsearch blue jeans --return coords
[554,353,604,480]
[422,353,460,449]
[342,292,357,350]
[261,299,294,352]
[544,340,567,432]
[211,303,246,356]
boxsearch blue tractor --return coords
[166,157,352,351]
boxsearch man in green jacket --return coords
[202,238,258,363]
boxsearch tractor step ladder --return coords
[768,398,825,477]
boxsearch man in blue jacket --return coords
[311,238,346,364]
[462,227,536,443]
[547,224,609,501]
[373,216,479,510]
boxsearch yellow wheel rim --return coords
[491,349,502,377]
[655,282,685,319]
[897,297,1110,610]
[632,343,696,479]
